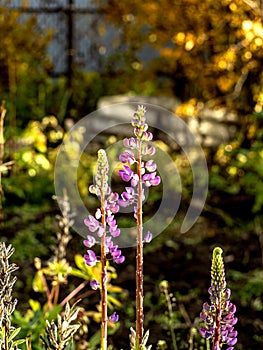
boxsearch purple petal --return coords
[111,249,121,258]
[83,235,96,248]
[118,199,130,207]
[144,231,152,243]
[107,215,116,227]
[142,131,153,141]
[145,160,157,172]
[142,144,156,156]
[84,250,97,266]
[123,138,130,147]
[142,173,152,181]
[131,174,139,186]
[109,312,119,322]
[227,338,237,346]
[90,279,100,290]
[119,150,135,164]
[151,175,161,186]
[84,215,100,232]
[114,255,125,264]
[110,228,121,237]
[119,171,130,182]
[119,165,133,182]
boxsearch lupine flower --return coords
[109,312,119,323]
[200,247,238,350]
[142,172,161,187]
[119,165,134,182]
[84,250,97,267]
[90,279,100,290]
[144,231,152,243]
[118,187,136,207]
[119,150,136,164]
[110,244,125,264]
[84,215,100,232]
[83,235,96,248]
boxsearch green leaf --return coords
[70,254,93,280]
[13,339,26,346]
[88,329,101,348]
[8,327,21,342]
[107,294,122,308]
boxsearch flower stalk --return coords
[99,151,108,350]
[118,105,160,348]
[136,140,144,344]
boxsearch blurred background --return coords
[0,0,263,349]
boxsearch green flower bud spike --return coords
[200,247,238,350]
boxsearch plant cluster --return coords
[1,106,239,350]
[81,106,238,350]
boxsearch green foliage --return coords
[230,269,263,310]
[209,112,263,223]
[71,255,125,318]
[12,302,62,350]
[0,327,25,350]
[4,204,55,261]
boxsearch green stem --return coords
[0,103,6,223]
[136,141,144,345]
[163,287,178,350]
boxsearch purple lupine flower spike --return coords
[83,149,125,266]
[118,105,161,226]
[118,105,161,348]
[200,247,238,350]
[83,149,124,348]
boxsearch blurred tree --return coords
[93,0,263,218]
[0,1,53,128]
[95,0,263,114]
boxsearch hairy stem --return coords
[100,192,107,350]
[213,296,221,350]
[136,141,144,345]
